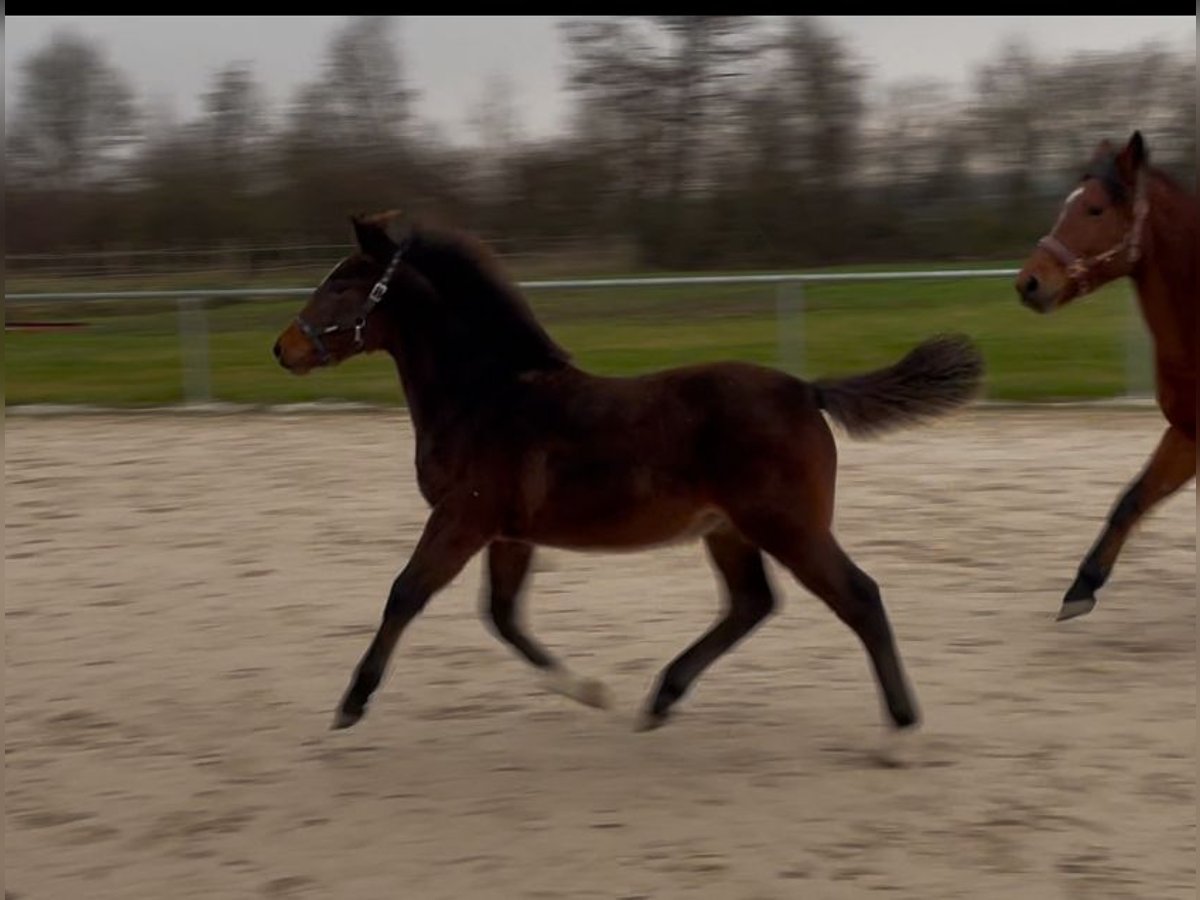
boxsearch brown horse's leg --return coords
[788,536,918,730]
[736,509,919,730]
[333,501,490,730]
[484,540,610,709]
[1058,424,1196,621]
[637,528,777,731]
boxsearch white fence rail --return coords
[6,269,1152,405]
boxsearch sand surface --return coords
[5,409,1195,900]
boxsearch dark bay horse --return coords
[274,210,984,735]
[1016,131,1197,621]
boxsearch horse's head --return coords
[273,210,421,374]
[1015,131,1150,314]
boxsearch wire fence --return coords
[5,268,1154,406]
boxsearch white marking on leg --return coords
[540,667,612,709]
[875,725,920,769]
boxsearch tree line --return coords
[6,16,1195,270]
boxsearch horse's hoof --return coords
[578,678,614,710]
[1056,596,1096,621]
[542,669,613,710]
[874,724,919,769]
[331,707,364,730]
[633,710,668,733]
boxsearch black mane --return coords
[398,227,571,380]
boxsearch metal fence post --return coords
[1123,285,1153,399]
[775,280,806,377]
[177,296,212,404]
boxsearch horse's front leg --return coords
[1058,424,1195,620]
[333,497,492,729]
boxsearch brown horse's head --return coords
[1015,131,1150,314]
[273,210,416,373]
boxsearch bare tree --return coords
[562,16,764,265]
[201,63,267,181]
[470,70,522,151]
[775,19,864,188]
[561,18,670,212]
[6,19,1192,267]
[1037,42,1195,183]
[6,30,140,189]
[306,16,413,152]
[766,17,866,259]
[273,16,419,236]
[969,40,1049,211]
[465,70,522,215]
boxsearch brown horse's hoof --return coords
[1056,596,1096,621]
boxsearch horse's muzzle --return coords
[273,326,317,374]
[1015,273,1055,314]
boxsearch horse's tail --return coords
[812,334,985,439]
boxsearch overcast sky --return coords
[4,16,1195,144]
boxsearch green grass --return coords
[4,271,1151,407]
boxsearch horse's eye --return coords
[1086,206,1104,217]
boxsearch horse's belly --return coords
[505,450,732,549]
[514,502,730,552]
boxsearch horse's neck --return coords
[1132,178,1196,372]
[382,312,487,444]
[383,317,448,439]
[388,349,433,436]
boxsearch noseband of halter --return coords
[1037,173,1148,296]
[294,240,409,364]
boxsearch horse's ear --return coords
[351,213,397,263]
[1114,131,1148,183]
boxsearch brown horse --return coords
[274,211,984,735]
[1016,131,1197,621]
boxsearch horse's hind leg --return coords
[1058,424,1196,621]
[740,514,919,731]
[638,527,776,731]
[484,540,610,709]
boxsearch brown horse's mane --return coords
[395,224,572,381]
[1148,165,1193,198]
[1140,164,1197,294]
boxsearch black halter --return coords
[294,241,408,363]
